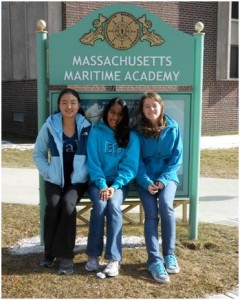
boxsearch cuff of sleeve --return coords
[112,183,119,191]
[143,180,153,191]
[157,178,168,188]
[97,181,108,190]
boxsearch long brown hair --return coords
[135,92,167,139]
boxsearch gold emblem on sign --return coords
[104,13,140,50]
[80,13,164,49]
[138,15,164,46]
[80,14,107,45]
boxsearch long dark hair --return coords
[102,98,130,148]
[57,88,85,116]
[135,92,167,139]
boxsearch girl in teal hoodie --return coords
[135,92,183,284]
[85,98,140,277]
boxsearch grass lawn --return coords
[2,147,239,178]
[2,203,239,299]
[1,140,238,298]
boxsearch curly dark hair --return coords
[102,98,130,148]
[135,92,167,139]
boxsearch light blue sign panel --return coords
[49,3,194,86]
[49,91,190,197]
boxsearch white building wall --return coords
[2,2,62,81]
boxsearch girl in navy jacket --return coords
[33,88,92,275]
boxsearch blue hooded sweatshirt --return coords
[86,122,140,190]
[33,112,92,187]
[136,114,183,190]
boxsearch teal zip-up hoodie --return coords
[87,122,140,190]
[33,112,92,187]
[136,114,183,190]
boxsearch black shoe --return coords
[58,258,74,275]
[40,258,55,268]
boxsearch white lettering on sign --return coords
[63,55,181,83]
[64,70,121,81]
[72,55,172,67]
[124,71,180,81]
[64,70,180,82]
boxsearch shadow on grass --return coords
[1,202,239,299]
[2,248,153,283]
[2,242,239,299]
[75,261,153,284]
[117,262,154,283]
[2,250,51,275]
[200,195,237,202]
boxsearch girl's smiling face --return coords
[143,97,162,124]
[59,93,80,118]
[107,103,123,130]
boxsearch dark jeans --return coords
[44,181,87,259]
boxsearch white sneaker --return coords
[85,256,100,272]
[103,260,120,277]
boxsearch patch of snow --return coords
[2,135,239,151]
[2,143,34,151]
[8,235,146,255]
[200,135,239,150]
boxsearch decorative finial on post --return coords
[194,22,204,34]
[36,20,47,32]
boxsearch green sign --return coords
[49,3,194,86]
[38,2,204,239]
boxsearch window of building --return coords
[230,45,238,78]
[13,112,24,122]
[232,1,238,19]
[216,2,239,80]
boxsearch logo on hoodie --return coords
[104,142,123,155]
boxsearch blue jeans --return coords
[86,184,128,261]
[137,181,177,266]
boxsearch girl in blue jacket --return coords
[33,88,92,275]
[85,98,140,277]
[135,92,183,284]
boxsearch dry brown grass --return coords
[2,148,238,179]
[2,149,36,168]
[200,148,238,179]
[2,203,238,299]
[2,139,239,298]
